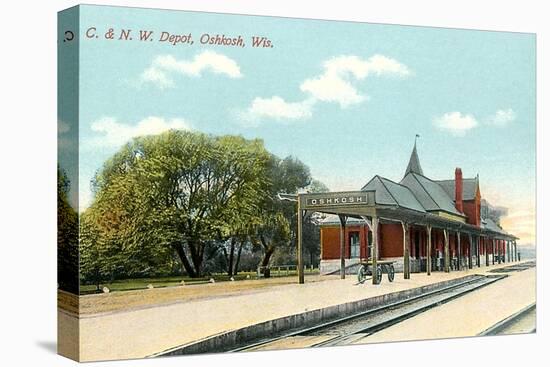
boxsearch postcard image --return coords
[57,5,536,362]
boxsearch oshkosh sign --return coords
[305,193,368,207]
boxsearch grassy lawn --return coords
[80,268,319,294]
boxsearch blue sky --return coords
[58,5,536,244]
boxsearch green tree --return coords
[307,179,330,195]
[218,222,253,276]
[58,166,79,294]
[253,156,312,269]
[87,131,271,278]
[79,211,108,291]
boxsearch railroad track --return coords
[478,303,536,336]
[488,260,536,274]
[230,274,506,352]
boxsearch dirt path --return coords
[59,274,336,316]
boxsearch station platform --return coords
[60,260,535,361]
[352,264,536,345]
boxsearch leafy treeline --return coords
[80,130,326,286]
[58,166,79,293]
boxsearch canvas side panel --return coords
[57,5,80,362]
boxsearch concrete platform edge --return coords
[477,302,536,336]
[153,274,482,357]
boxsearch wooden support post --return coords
[492,238,495,265]
[483,237,489,266]
[426,225,432,276]
[468,234,473,269]
[360,215,372,258]
[498,239,502,264]
[508,240,511,262]
[514,241,518,262]
[402,222,410,279]
[443,229,450,273]
[297,197,304,284]
[338,214,347,280]
[457,231,461,271]
[476,236,480,268]
[502,240,508,263]
[372,216,379,285]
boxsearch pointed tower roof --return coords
[403,139,424,177]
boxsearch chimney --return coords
[455,168,463,213]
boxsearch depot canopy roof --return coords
[299,189,517,240]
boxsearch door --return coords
[349,232,360,259]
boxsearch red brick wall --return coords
[380,223,403,258]
[321,226,340,260]
[321,223,407,260]
[463,187,481,226]
[360,226,368,258]
[409,227,424,258]
[322,224,486,261]
[320,225,368,260]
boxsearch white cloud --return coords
[89,116,192,147]
[240,54,410,124]
[240,96,315,124]
[362,54,412,76]
[301,74,366,107]
[433,112,478,136]
[141,51,242,88]
[141,66,174,89]
[486,108,516,126]
[301,55,410,107]
[434,108,517,136]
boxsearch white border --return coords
[0,1,546,366]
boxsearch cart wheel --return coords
[375,266,383,284]
[388,264,395,282]
[357,265,367,284]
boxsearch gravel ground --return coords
[58,261,534,362]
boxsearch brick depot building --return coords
[319,143,517,275]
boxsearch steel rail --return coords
[310,275,504,347]
[230,274,505,352]
[478,303,536,336]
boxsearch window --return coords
[350,232,360,258]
